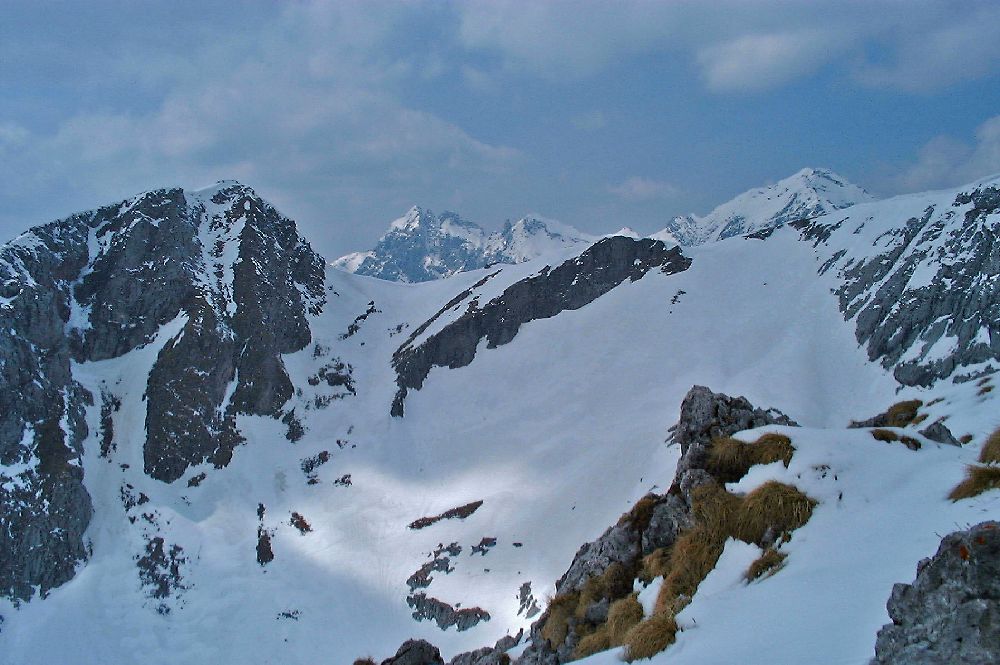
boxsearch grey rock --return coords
[382,639,444,665]
[642,494,692,554]
[392,237,691,416]
[872,521,1000,665]
[407,593,490,631]
[919,421,961,446]
[555,522,638,595]
[671,385,798,455]
[800,185,1000,387]
[448,631,522,665]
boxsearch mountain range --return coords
[335,168,875,283]
[1,171,999,664]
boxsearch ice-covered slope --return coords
[333,207,595,282]
[1,174,999,665]
[653,167,874,246]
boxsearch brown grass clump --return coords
[690,482,744,535]
[960,434,974,444]
[736,481,816,545]
[871,428,899,442]
[657,525,725,613]
[353,659,376,665]
[746,549,787,582]
[575,561,634,619]
[639,546,672,582]
[624,612,679,662]
[619,494,660,530]
[948,465,1000,501]
[885,399,923,427]
[706,434,795,483]
[607,594,644,645]
[540,591,579,648]
[574,624,610,659]
[979,385,994,396]
[978,427,1000,464]
[871,428,920,450]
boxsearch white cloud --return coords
[609,176,678,202]
[894,115,1000,192]
[697,30,845,92]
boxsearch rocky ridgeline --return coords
[391,237,692,416]
[795,182,1000,387]
[0,182,325,602]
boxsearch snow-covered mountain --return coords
[653,167,875,246]
[2,174,1000,665]
[333,206,595,282]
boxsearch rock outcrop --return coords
[872,521,1000,665]
[381,639,445,665]
[516,385,795,665]
[797,181,1000,387]
[0,181,325,601]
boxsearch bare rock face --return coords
[0,181,325,601]
[671,385,798,455]
[796,183,1000,387]
[382,639,445,665]
[872,521,1000,665]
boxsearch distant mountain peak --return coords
[654,167,875,246]
[333,208,594,282]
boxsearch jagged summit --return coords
[332,207,594,282]
[653,167,875,246]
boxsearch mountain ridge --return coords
[1,172,999,664]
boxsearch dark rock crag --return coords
[0,181,325,601]
[391,237,691,416]
[872,521,1000,665]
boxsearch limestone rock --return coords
[872,521,1000,665]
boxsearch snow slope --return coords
[653,168,874,246]
[1,175,999,665]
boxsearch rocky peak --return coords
[334,208,593,283]
[654,167,875,246]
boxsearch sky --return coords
[2,0,1000,260]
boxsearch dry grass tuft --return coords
[978,427,1000,464]
[736,481,816,545]
[624,613,679,662]
[619,494,660,531]
[871,428,920,450]
[540,591,579,648]
[979,385,994,396]
[607,594,645,645]
[885,399,923,427]
[949,465,1000,501]
[960,434,974,445]
[639,546,672,583]
[353,659,376,665]
[657,525,725,613]
[706,434,794,483]
[746,548,787,581]
[574,624,610,659]
[690,481,744,535]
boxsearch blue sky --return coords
[2,1,1000,259]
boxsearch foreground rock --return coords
[872,521,1000,665]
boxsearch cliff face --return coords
[0,181,325,601]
